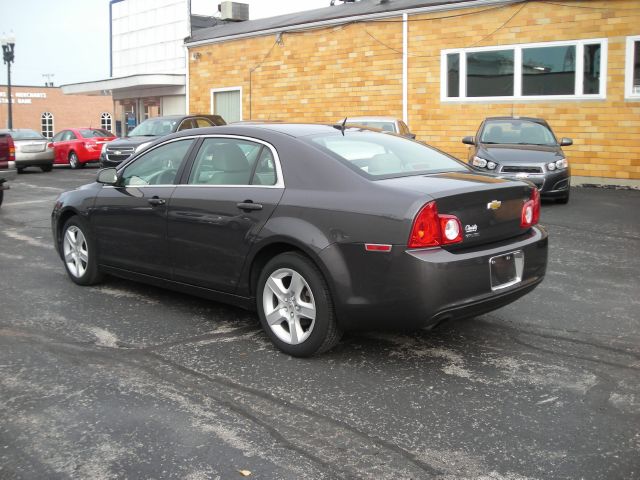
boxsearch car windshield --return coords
[307,131,468,177]
[79,128,113,138]
[347,121,396,133]
[128,118,178,137]
[9,129,45,140]
[480,120,557,146]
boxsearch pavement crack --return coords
[145,352,444,478]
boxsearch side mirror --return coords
[560,137,573,146]
[409,133,416,140]
[462,136,475,145]
[97,168,118,185]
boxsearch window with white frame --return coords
[41,112,54,138]
[442,39,607,101]
[210,87,242,123]
[100,112,113,132]
[625,36,640,99]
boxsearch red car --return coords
[51,128,116,169]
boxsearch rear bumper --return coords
[15,151,54,166]
[320,225,548,330]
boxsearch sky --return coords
[0,0,331,87]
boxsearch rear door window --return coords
[188,137,265,186]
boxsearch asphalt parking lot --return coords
[1,166,639,479]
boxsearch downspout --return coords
[402,12,408,124]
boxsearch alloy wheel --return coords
[69,153,79,169]
[262,268,316,345]
[63,225,89,278]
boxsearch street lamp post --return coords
[1,33,16,130]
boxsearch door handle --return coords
[237,201,263,211]
[148,196,166,206]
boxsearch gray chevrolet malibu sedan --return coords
[52,124,548,356]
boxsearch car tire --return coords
[61,216,103,286]
[257,252,342,357]
[0,190,3,207]
[69,152,80,169]
[17,167,24,174]
[41,164,53,172]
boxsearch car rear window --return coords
[79,128,113,138]
[8,130,45,140]
[306,131,468,178]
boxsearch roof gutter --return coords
[185,0,520,48]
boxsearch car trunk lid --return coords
[15,139,49,153]
[379,171,533,248]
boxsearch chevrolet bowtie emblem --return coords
[487,200,502,210]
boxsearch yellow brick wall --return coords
[189,0,640,180]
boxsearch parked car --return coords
[0,132,17,207]
[100,114,226,168]
[339,116,416,139]
[463,117,572,203]
[52,123,548,357]
[0,129,54,173]
[50,128,116,169]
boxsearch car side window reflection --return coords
[121,139,194,186]
[188,138,268,186]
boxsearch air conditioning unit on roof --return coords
[219,1,249,22]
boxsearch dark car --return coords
[100,114,225,167]
[52,124,548,357]
[462,117,572,203]
[0,132,17,206]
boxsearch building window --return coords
[210,87,242,123]
[442,39,607,101]
[522,45,575,96]
[41,112,54,138]
[625,36,640,99]
[466,49,514,97]
[101,112,112,132]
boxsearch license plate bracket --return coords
[490,250,524,291]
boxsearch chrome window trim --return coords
[108,134,285,189]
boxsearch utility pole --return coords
[1,33,16,130]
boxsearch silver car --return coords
[339,116,416,139]
[0,129,54,173]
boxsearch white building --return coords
[62,0,217,135]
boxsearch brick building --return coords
[186,0,640,185]
[0,85,114,138]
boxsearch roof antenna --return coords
[332,117,348,135]
[341,116,347,135]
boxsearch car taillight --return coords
[521,188,540,228]
[408,201,463,248]
[47,142,53,149]
[7,136,15,162]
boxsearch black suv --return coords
[100,114,226,167]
